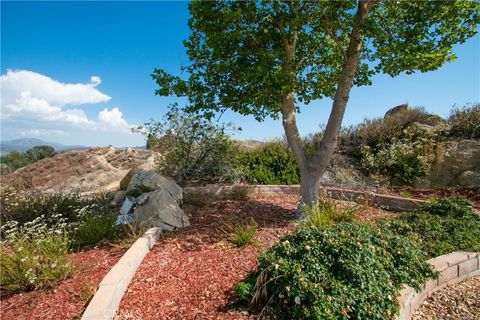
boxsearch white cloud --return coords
[0,70,111,107]
[98,107,132,133]
[4,91,96,129]
[0,70,139,144]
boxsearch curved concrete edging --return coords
[184,184,426,212]
[81,227,161,320]
[397,251,480,320]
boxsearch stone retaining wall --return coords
[184,185,425,211]
[397,251,480,320]
[81,228,161,320]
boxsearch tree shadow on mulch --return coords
[160,194,298,249]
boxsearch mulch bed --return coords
[116,194,393,320]
[413,276,480,320]
[0,245,126,320]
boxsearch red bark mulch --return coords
[0,246,126,320]
[116,194,393,320]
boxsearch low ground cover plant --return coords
[235,223,437,319]
[377,197,480,258]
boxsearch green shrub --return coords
[73,213,121,248]
[0,151,32,173]
[378,197,480,258]
[25,145,56,162]
[417,197,474,218]
[448,104,480,139]
[0,188,96,227]
[223,218,258,247]
[359,127,436,185]
[236,223,437,319]
[134,105,240,186]
[303,199,358,229]
[0,216,73,292]
[236,141,300,185]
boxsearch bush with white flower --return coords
[0,213,73,292]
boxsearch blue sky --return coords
[1,1,479,147]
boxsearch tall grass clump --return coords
[302,198,358,229]
[224,218,258,247]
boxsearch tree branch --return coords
[313,0,378,169]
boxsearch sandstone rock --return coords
[416,139,480,188]
[458,171,480,186]
[410,121,451,135]
[126,171,182,201]
[133,189,189,230]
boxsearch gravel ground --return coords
[413,276,480,320]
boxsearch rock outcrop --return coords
[114,170,189,231]
[416,139,480,188]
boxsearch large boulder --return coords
[133,189,189,231]
[384,104,408,118]
[415,139,480,188]
[126,170,182,201]
[119,168,142,190]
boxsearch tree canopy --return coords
[153,0,478,121]
[152,0,479,210]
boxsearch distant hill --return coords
[0,138,87,155]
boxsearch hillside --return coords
[1,147,155,193]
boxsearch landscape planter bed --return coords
[0,245,126,320]
[115,194,393,320]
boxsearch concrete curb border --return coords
[397,251,480,320]
[81,227,161,320]
[184,184,426,211]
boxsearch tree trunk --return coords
[277,1,376,219]
[296,167,323,219]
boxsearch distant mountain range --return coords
[0,138,87,155]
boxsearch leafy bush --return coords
[0,151,32,173]
[448,104,480,139]
[236,223,437,319]
[134,105,240,186]
[360,138,427,185]
[223,218,258,247]
[236,141,300,185]
[302,199,358,229]
[378,197,480,258]
[0,216,72,292]
[73,213,121,248]
[0,187,99,227]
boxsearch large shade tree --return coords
[153,0,479,215]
